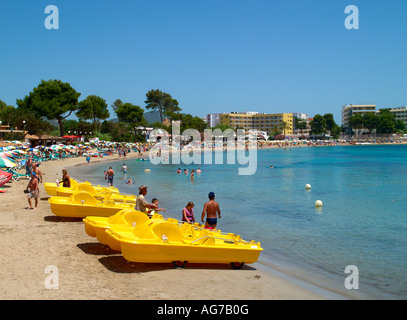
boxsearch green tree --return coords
[310,114,327,135]
[144,89,181,123]
[362,113,380,135]
[111,99,123,114]
[296,120,307,131]
[115,102,145,124]
[163,111,208,132]
[16,79,81,136]
[76,95,110,126]
[62,119,79,134]
[0,102,55,136]
[331,124,342,139]
[377,109,396,134]
[100,120,113,134]
[0,100,16,125]
[323,113,335,133]
[349,113,364,136]
[395,119,406,132]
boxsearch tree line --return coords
[303,110,405,139]
[348,109,405,136]
[0,79,207,142]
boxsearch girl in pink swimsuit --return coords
[182,202,195,224]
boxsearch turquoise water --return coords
[70,145,407,299]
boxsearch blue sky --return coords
[1,0,406,123]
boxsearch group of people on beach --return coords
[134,184,220,229]
[24,151,221,229]
[180,192,221,228]
[103,163,218,227]
[25,163,69,210]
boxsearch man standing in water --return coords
[201,191,221,228]
[105,166,115,187]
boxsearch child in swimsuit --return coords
[182,201,195,224]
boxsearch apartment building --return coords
[390,107,407,126]
[341,104,377,134]
[205,113,221,127]
[219,111,293,135]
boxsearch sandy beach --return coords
[0,151,331,300]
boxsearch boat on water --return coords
[48,191,134,218]
[105,218,263,268]
[56,182,136,203]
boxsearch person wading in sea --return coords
[201,192,221,229]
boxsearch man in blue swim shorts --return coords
[201,191,221,229]
[105,166,114,187]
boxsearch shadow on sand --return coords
[77,241,256,273]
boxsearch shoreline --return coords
[0,151,332,300]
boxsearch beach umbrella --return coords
[0,157,16,168]
[0,169,13,187]
[1,152,17,159]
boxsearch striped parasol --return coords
[0,157,16,168]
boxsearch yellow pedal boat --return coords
[45,180,119,197]
[106,218,263,268]
[84,209,238,253]
[48,191,134,218]
[83,209,152,249]
[44,179,79,196]
[56,183,136,204]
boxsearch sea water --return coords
[70,145,407,299]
